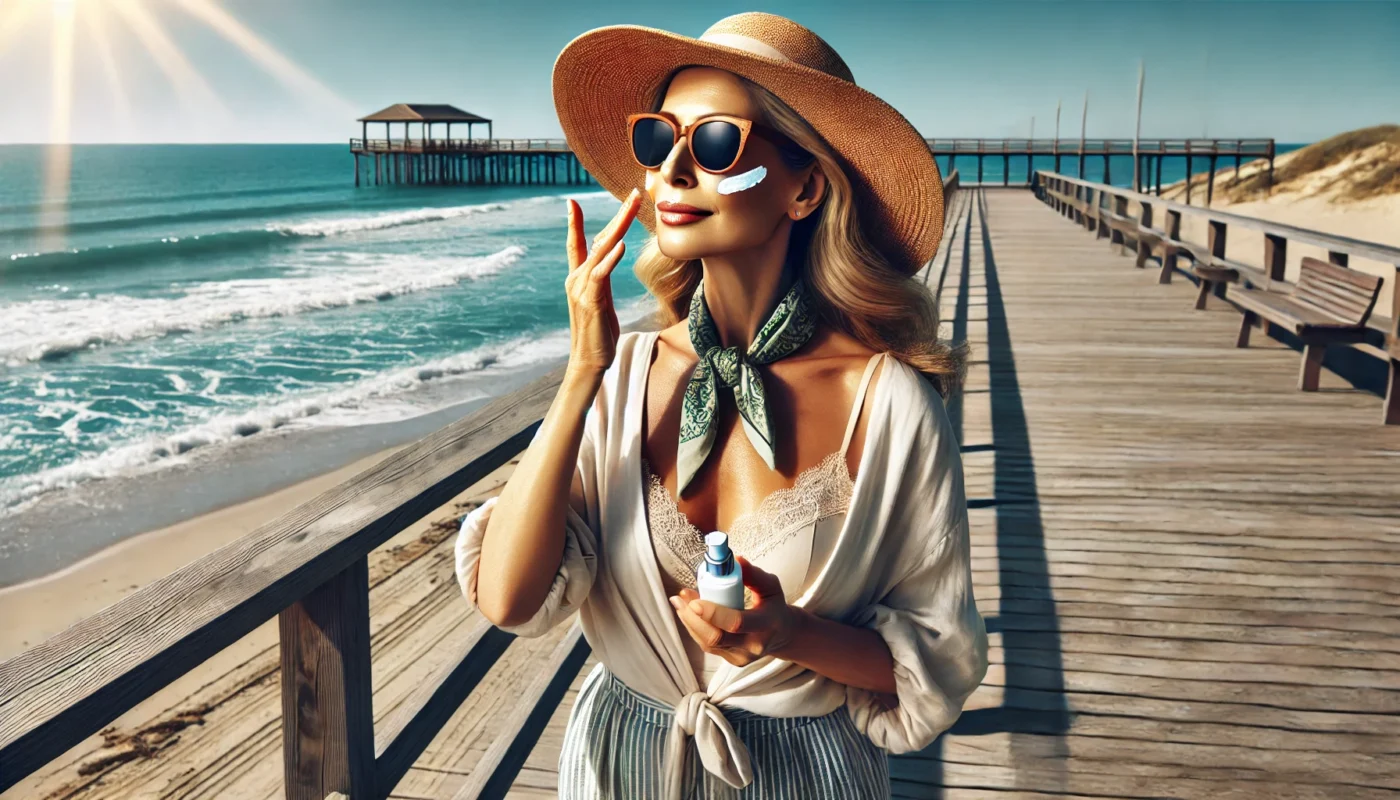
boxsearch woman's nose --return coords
[657,137,696,188]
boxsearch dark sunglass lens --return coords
[691,120,743,171]
[632,118,675,168]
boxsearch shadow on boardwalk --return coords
[891,189,1071,798]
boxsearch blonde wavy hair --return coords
[631,70,967,398]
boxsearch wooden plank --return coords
[373,621,515,798]
[451,624,590,800]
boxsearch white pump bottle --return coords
[696,531,746,609]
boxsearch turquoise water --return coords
[0,144,654,521]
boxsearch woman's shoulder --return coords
[872,355,959,459]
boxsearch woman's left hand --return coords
[669,556,805,666]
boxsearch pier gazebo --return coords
[359,103,493,149]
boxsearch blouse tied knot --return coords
[664,690,752,799]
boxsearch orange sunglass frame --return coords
[626,112,790,175]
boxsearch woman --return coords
[455,12,987,799]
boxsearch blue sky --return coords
[1,0,1396,144]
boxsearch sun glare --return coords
[16,0,353,247]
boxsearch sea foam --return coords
[0,245,527,366]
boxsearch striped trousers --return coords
[557,663,891,799]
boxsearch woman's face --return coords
[643,66,820,262]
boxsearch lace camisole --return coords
[640,351,888,686]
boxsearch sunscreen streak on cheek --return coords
[716,165,767,195]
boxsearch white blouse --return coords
[642,350,886,687]
[455,329,987,800]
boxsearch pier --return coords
[926,138,1277,199]
[351,104,594,187]
[5,172,1400,799]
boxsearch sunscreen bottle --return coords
[697,531,746,609]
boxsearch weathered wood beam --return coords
[280,558,375,800]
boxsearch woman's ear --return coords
[788,165,827,221]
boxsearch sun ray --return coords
[108,0,229,119]
[173,0,357,116]
[41,0,77,251]
[83,2,135,138]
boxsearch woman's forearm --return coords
[773,608,899,696]
[475,364,603,627]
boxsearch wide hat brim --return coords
[551,23,944,275]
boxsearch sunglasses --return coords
[627,112,798,175]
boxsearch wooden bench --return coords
[1137,228,1244,309]
[1096,207,1137,249]
[1230,256,1384,391]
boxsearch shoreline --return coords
[0,352,572,590]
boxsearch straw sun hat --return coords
[551,11,944,275]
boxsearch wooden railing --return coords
[1032,170,1400,415]
[926,138,1275,156]
[350,138,572,154]
[0,174,962,799]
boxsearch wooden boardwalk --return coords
[12,188,1399,799]
[911,188,1400,798]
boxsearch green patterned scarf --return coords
[677,275,818,497]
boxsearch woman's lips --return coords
[656,201,712,226]
[659,210,710,225]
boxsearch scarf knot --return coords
[676,275,817,497]
[706,346,743,387]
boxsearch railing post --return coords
[1111,194,1129,254]
[1264,233,1288,290]
[1207,220,1229,300]
[1135,199,1154,268]
[280,557,375,800]
[1386,264,1400,425]
[1160,209,1182,284]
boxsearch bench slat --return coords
[1301,256,1385,290]
[1295,286,1371,323]
[1295,257,1383,326]
[1229,288,1353,333]
[1302,272,1378,310]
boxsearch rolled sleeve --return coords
[843,516,989,753]
[453,404,604,639]
[453,488,598,638]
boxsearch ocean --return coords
[0,144,657,585]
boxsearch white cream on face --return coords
[716,165,767,195]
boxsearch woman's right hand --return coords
[565,188,641,375]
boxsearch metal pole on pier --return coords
[1029,116,1036,184]
[1079,90,1088,179]
[1054,98,1062,173]
[1133,59,1145,192]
